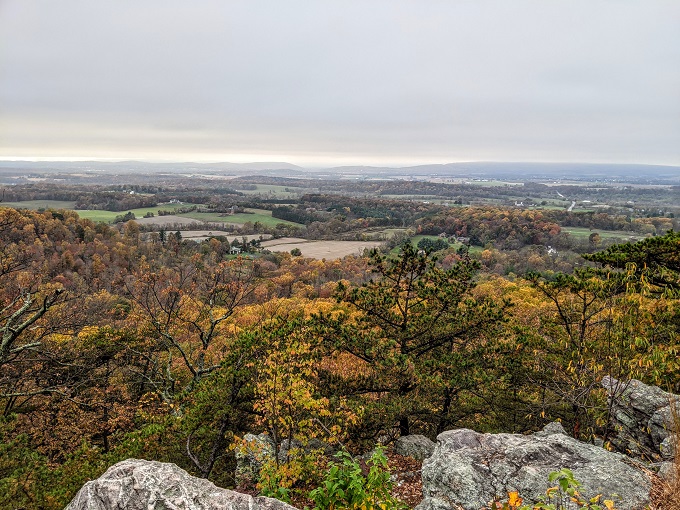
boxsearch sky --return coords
[1,1,679,167]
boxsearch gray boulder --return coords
[235,433,275,486]
[658,461,677,482]
[602,376,679,460]
[394,434,436,461]
[660,435,677,460]
[417,425,651,510]
[534,421,567,437]
[65,458,297,510]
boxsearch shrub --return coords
[309,447,406,510]
[257,447,325,505]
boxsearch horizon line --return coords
[1,157,679,169]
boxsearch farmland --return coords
[177,231,272,243]
[179,208,302,227]
[233,184,313,198]
[1,200,305,228]
[560,226,645,242]
[260,237,382,259]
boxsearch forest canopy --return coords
[0,203,678,509]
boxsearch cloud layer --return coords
[1,1,679,165]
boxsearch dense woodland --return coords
[1,178,679,508]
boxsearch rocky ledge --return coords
[416,423,651,510]
[65,458,297,510]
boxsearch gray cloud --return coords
[1,0,679,166]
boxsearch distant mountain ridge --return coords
[0,160,305,174]
[324,162,680,179]
[1,160,679,181]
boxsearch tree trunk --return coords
[399,416,410,436]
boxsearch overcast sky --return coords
[1,1,679,167]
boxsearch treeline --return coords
[1,183,243,212]
[232,176,680,210]
[272,205,322,225]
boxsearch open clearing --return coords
[234,184,313,198]
[73,203,201,223]
[179,232,272,243]
[260,238,382,259]
[7,201,304,228]
[130,215,210,228]
[180,208,302,227]
[562,227,646,241]
[75,210,120,222]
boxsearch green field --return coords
[409,235,444,246]
[371,228,409,238]
[562,227,644,241]
[74,205,302,227]
[75,202,202,223]
[131,203,201,216]
[463,180,524,187]
[179,208,302,227]
[74,210,119,222]
[379,194,444,200]
[235,184,312,198]
[3,200,77,210]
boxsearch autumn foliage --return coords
[0,205,678,509]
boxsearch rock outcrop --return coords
[65,458,297,510]
[235,433,275,486]
[603,376,678,461]
[394,434,436,461]
[417,424,651,510]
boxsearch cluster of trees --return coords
[272,205,323,225]
[271,195,442,238]
[416,207,565,249]
[416,237,449,253]
[1,204,678,508]
[413,206,678,253]
[1,183,244,212]
[0,186,80,203]
[545,210,678,236]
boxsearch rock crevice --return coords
[603,375,678,461]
